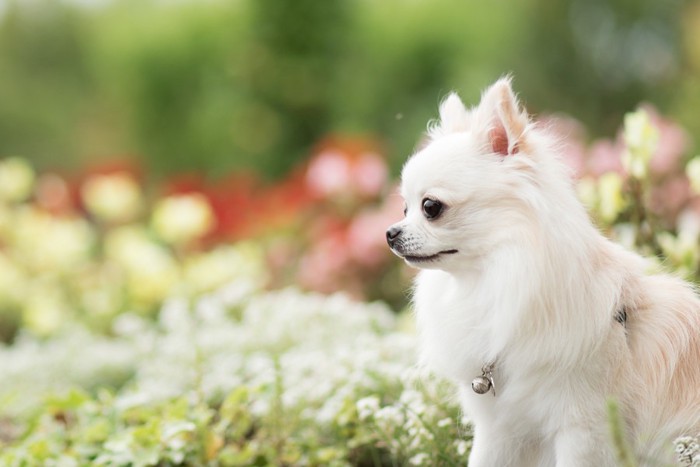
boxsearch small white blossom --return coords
[356,396,380,421]
[455,439,470,456]
[437,417,452,428]
[408,452,430,466]
[374,406,404,432]
[674,435,700,466]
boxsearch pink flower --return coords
[353,152,388,197]
[641,105,690,177]
[650,175,691,220]
[587,139,625,177]
[305,150,351,198]
[305,137,390,201]
[347,193,403,267]
[298,231,351,293]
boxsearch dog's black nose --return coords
[386,226,402,247]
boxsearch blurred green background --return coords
[1,0,697,180]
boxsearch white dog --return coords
[386,77,700,466]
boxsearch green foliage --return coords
[0,0,692,178]
[0,1,90,169]
[243,0,350,177]
[0,287,468,466]
[607,399,637,467]
[86,1,249,177]
[521,0,686,133]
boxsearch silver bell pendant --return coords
[471,375,492,394]
[471,363,496,396]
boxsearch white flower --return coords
[0,284,465,463]
[374,405,404,432]
[81,172,142,223]
[356,396,380,421]
[455,439,470,456]
[437,417,452,428]
[159,299,192,332]
[151,193,214,245]
[0,157,35,202]
[408,453,430,466]
[674,434,700,466]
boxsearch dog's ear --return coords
[476,77,529,156]
[433,92,470,136]
[439,93,468,129]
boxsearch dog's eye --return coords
[422,198,443,219]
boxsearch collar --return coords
[471,305,629,397]
[615,305,628,327]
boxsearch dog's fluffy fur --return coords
[387,78,700,466]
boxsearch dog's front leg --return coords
[467,421,541,467]
[553,424,617,467]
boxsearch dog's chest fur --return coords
[414,270,493,381]
[412,258,623,431]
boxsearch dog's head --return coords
[387,77,552,271]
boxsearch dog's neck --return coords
[450,218,617,367]
[471,299,629,398]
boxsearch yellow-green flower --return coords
[621,109,659,179]
[0,157,35,203]
[685,156,700,194]
[104,226,179,308]
[576,177,598,208]
[151,194,215,245]
[0,251,26,306]
[23,281,69,336]
[10,207,94,272]
[183,244,265,295]
[597,172,626,223]
[657,231,699,275]
[81,172,142,223]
